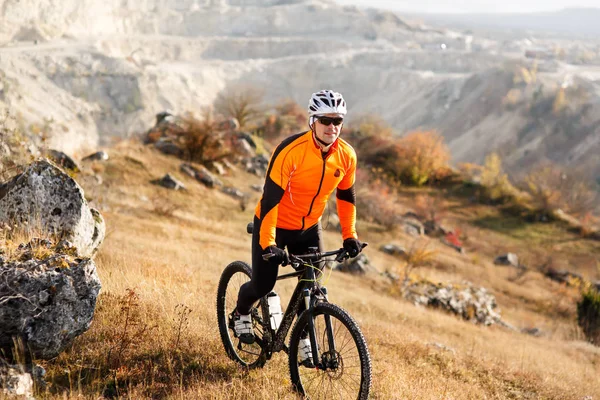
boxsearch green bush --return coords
[577,286,600,345]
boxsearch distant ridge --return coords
[405,7,600,37]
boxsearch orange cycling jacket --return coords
[255,130,357,250]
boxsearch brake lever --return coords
[335,250,349,263]
[335,242,369,263]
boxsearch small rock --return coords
[81,151,109,162]
[334,254,374,275]
[545,268,584,286]
[236,132,257,149]
[221,159,237,171]
[221,186,245,200]
[154,140,182,157]
[0,365,33,399]
[46,149,80,172]
[521,327,541,337]
[155,110,174,125]
[380,243,406,256]
[218,118,240,131]
[151,173,186,190]
[494,253,519,268]
[423,220,450,237]
[383,270,400,283]
[402,217,424,236]
[180,163,222,188]
[209,161,226,176]
[323,212,341,232]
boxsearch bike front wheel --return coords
[288,302,372,400]
[216,261,267,368]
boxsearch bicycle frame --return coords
[259,259,323,358]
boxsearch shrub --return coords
[260,99,305,143]
[457,162,483,184]
[479,152,518,204]
[398,238,438,291]
[521,162,598,219]
[413,194,447,225]
[345,121,452,187]
[394,130,451,186]
[344,116,396,179]
[346,114,395,142]
[355,168,403,229]
[577,285,600,345]
[175,110,235,164]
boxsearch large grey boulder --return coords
[0,242,101,360]
[0,159,104,257]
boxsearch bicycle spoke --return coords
[217,261,267,369]
[292,304,369,400]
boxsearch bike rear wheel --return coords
[288,302,372,400]
[216,261,267,368]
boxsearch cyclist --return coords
[232,89,363,365]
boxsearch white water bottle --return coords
[267,292,283,330]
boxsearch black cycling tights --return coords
[236,216,324,315]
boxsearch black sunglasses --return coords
[316,116,344,126]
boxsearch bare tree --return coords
[521,161,598,218]
[214,85,265,130]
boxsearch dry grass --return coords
[30,141,600,399]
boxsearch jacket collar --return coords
[308,130,339,156]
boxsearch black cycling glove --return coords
[343,238,362,258]
[263,245,290,266]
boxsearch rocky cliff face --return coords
[0,0,598,180]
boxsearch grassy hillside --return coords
[37,139,600,399]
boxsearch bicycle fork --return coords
[303,287,337,370]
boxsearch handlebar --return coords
[262,243,368,264]
[249,221,368,265]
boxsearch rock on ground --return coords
[0,159,105,257]
[0,250,101,360]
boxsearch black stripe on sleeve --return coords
[259,131,307,219]
[260,177,285,219]
[264,131,307,178]
[336,184,356,205]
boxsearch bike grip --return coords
[335,251,348,263]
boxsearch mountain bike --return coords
[216,223,372,399]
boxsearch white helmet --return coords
[308,90,347,116]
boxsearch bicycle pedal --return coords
[238,333,256,345]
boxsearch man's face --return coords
[312,113,344,146]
